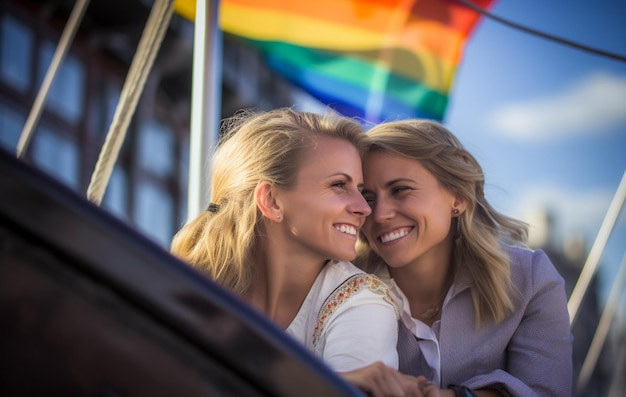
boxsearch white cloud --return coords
[487,72,626,141]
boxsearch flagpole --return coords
[187,0,222,221]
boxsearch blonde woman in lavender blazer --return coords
[356,119,573,397]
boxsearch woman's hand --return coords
[338,361,426,397]
[416,377,442,397]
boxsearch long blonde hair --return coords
[171,108,367,295]
[356,119,528,326]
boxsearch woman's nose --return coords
[370,196,394,223]
[350,191,372,217]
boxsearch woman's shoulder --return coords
[504,244,565,291]
[312,262,397,347]
[325,260,367,278]
[504,244,552,268]
[322,261,389,297]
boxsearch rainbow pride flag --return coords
[176,0,494,122]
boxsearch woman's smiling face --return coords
[361,150,458,268]
[274,136,371,263]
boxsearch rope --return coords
[86,0,175,205]
[457,0,626,63]
[16,0,91,158]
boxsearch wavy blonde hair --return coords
[356,119,528,326]
[171,108,367,295]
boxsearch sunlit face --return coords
[361,151,457,269]
[275,136,371,263]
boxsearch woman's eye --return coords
[392,186,410,194]
[362,194,375,205]
[331,181,347,189]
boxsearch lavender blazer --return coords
[391,245,573,397]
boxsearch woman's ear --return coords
[453,197,468,215]
[255,182,282,221]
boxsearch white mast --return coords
[187,0,222,221]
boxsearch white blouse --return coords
[286,260,399,372]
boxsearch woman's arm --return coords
[504,249,573,395]
[321,285,429,396]
[456,249,573,396]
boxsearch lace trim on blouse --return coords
[312,273,395,349]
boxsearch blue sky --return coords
[444,0,626,303]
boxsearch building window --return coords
[31,125,80,189]
[88,79,121,140]
[138,118,174,178]
[134,179,174,247]
[0,14,33,93]
[0,103,24,151]
[102,164,129,221]
[38,40,85,124]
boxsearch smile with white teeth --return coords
[380,227,412,243]
[334,224,357,236]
